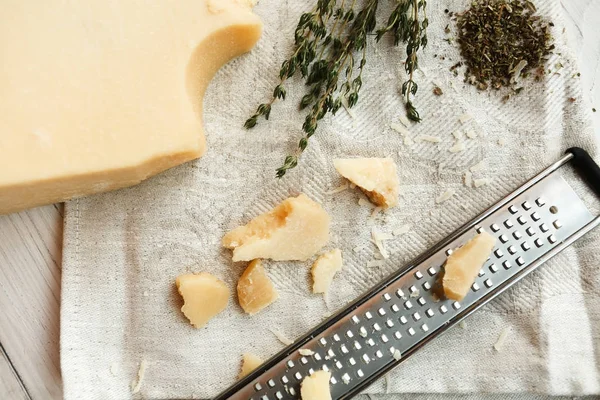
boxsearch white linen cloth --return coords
[60,0,600,398]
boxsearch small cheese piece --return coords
[131,360,148,394]
[301,370,332,400]
[238,353,263,379]
[270,329,293,346]
[443,232,497,300]
[311,249,343,294]
[237,260,279,315]
[416,135,442,143]
[176,273,229,328]
[333,158,400,208]
[299,349,315,356]
[436,189,455,204]
[449,141,466,153]
[0,0,262,215]
[223,194,330,261]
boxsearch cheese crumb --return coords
[327,182,349,195]
[342,374,351,384]
[459,113,473,124]
[452,130,464,140]
[390,123,411,136]
[470,160,485,172]
[359,327,368,337]
[498,138,506,146]
[436,189,455,204]
[392,224,412,236]
[465,129,478,139]
[311,249,343,294]
[239,353,263,379]
[443,232,496,300]
[398,114,411,128]
[237,260,279,315]
[416,135,442,143]
[494,327,511,352]
[270,329,293,346]
[385,373,391,394]
[392,349,402,360]
[358,197,373,207]
[404,136,414,146]
[334,158,400,208]
[353,245,367,253]
[299,349,315,356]
[473,178,490,188]
[464,171,473,188]
[131,359,147,394]
[459,320,467,329]
[223,194,330,261]
[176,273,229,328]
[371,227,390,259]
[449,141,466,153]
[410,289,420,298]
[371,206,382,219]
[300,370,332,400]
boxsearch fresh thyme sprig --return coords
[274,0,378,178]
[245,0,427,177]
[244,2,332,129]
[376,0,428,122]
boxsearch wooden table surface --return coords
[1,1,600,399]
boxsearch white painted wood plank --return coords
[0,204,63,399]
[0,345,30,400]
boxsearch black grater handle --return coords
[567,147,600,197]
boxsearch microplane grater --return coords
[214,148,600,400]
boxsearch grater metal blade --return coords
[214,148,600,400]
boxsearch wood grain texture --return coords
[0,1,597,399]
[0,345,30,400]
[0,205,63,399]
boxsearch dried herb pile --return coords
[245,0,428,178]
[456,0,553,91]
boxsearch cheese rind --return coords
[443,232,497,300]
[176,272,230,328]
[311,249,343,294]
[0,0,262,215]
[301,370,332,400]
[223,194,330,261]
[237,260,279,315]
[333,158,400,208]
[238,353,263,379]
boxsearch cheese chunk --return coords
[238,353,263,379]
[237,260,279,314]
[176,273,229,328]
[333,158,400,208]
[443,232,497,301]
[301,370,332,400]
[311,249,343,294]
[223,194,330,261]
[0,1,262,215]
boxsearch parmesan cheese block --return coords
[237,260,279,315]
[0,0,262,215]
[333,158,400,208]
[175,272,229,328]
[223,194,330,261]
[443,232,497,301]
[300,370,332,400]
[311,249,343,294]
[238,353,263,379]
